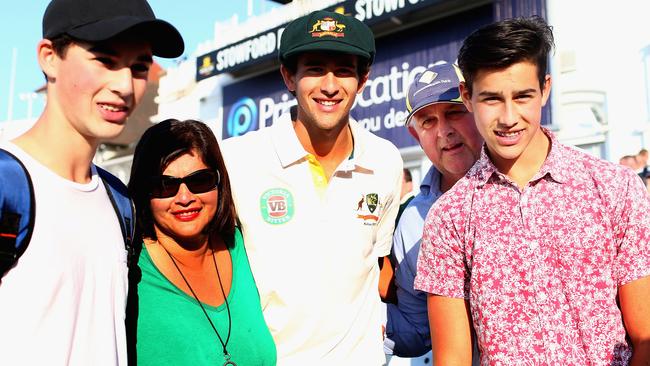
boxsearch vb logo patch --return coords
[355,193,381,225]
[260,188,294,225]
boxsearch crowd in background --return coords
[620,148,649,190]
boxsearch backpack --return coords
[0,148,136,278]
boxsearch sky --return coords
[0,0,279,122]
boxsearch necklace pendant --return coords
[223,361,236,366]
[223,352,236,366]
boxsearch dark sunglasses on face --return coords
[150,169,220,198]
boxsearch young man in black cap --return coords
[0,0,183,364]
[222,10,403,365]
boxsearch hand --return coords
[378,256,398,304]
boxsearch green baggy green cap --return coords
[279,10,375,65]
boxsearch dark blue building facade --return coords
[210,0,547,148]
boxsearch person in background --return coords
[0,0,183,364]
[383,62,482,362]
[221,10,402,365]
[128,119,276,365]
[400,168,414,204]
[619,150,648,190]
[619,155,637,168]
[415,16,650,365]
[394,168,415,228]
[636,149,648,182]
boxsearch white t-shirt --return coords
[0,142,128,366]
[222,115,402,365]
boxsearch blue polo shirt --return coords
[385,166,442,357]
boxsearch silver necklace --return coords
[163,245,236,366]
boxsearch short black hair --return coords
[42,34,75,82]
[458,16,554,95]
[128,119,238,247]
[51,33,75,57]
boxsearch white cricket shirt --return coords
[222,114,402,365]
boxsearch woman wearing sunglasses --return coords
[127,119,276,365]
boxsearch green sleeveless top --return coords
[136,228,276,365]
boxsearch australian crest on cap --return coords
[310,17,345,38]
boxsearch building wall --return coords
[548,0,650,162]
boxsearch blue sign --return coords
[226,97,258,137]
[222,71,296,138]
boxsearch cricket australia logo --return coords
[260,188,295,225]
[355,192,381,225]
[310,17,346,38]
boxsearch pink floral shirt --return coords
[414,129,650,365]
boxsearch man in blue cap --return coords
[222,9,402,365]
[0,0,183,364]
[383,62,482,362]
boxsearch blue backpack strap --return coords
[96,166,136,267]
[96,166,142,365]
[0,148,35,277]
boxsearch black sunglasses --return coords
[150,169,220,198]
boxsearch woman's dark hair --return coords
[458,16,554,95]
[128,119,238,247]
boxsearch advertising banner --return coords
[198,0,445,80]
[221,5,493,149]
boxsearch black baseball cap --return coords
[279,10,375,65]
[42,0,184,58]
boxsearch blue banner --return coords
[222,5,493,148]
[198,0,446,80]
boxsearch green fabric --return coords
[136,228,276,365]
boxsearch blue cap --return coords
[405,63,464,125]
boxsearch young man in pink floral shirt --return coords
[414,16,650,365]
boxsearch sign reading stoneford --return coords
[196,0,438,80]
